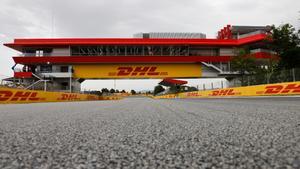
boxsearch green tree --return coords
[101,88,109,93]
[279,47,300,69]
[231,48,257,86]
[90,90,102,96]
[130,90,136,95]
[110,88,115,93]
[269,24,300,69]
[153,85,165,95]
[270,24,299,55]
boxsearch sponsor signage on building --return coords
[73,64,202,79]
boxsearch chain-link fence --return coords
[238,68,300,86]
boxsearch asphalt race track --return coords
[0,97,300,168]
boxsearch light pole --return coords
[114,79,116,91]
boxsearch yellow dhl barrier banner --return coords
[100,95,123,100]
[0,87,120,104]
[155,81,300,99]
[73,63,202,79]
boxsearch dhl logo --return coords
[258,84,300,94]
[210,89,240,96]
[57,94,80,101]
[186,92,202,97]
[87,95,99,100]
[168,95,176,98]
[0,91,44,102]
[108,66,168,76]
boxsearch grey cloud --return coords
[1,0,299,38]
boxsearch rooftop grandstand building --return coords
[3,25,274,92]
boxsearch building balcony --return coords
[19,53,70,57]
[250,49,276,54]
[238,30,268,39]
[250,49,277,59]
[14,72,33,78]
[39,72,72,78]
[13,56,232,64]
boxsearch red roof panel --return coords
[159,78,188,86]
[4,34,267,51]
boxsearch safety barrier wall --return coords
[100,95,123,100]
[155,81,300,99]
[0,87,122,104]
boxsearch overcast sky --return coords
[0,0,299,91]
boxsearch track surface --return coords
[0,97,300,168]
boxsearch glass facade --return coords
[71,45,219,57]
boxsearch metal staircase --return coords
[201,62,223,73]
[26,73,50,91]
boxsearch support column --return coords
[44,81,47,91]
[69,66,73,93]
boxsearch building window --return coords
[60,66,69,72]
[40,65,52,73]
[36,50,44,57]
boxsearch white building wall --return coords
[51,48,70,56]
